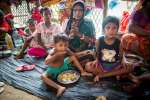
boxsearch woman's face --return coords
[104,22,118,39]
[73,4,84,19]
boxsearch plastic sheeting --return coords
[0,56,129,100]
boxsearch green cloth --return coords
[45,57,71,79]
[70,18,95,51]
[24,28,31,36]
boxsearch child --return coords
[16,18,47,59]
[41,34,91,97]
[85,16,132,82]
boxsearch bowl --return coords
[57,70,80,84]
[124,53,143,64]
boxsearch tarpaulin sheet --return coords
[0,56,129,100]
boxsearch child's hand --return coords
[81,71,92,76]
[94,75,100,82]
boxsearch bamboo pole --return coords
[103,0,108,19]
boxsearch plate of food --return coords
[57,70,80,84]
[124,53,143,64]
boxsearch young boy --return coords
[41,34,91,97]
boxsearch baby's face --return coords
[55,41,68,52]
[104,22,118,39]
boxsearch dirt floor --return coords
[0,84,42,100]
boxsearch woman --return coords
[63,1,96,64]
[64,0,95,52]
[120,0,150,95]
[120,0,150,66]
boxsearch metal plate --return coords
[57,70,80,84]
[125,53,143,63]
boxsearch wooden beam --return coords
[103,0,108,19]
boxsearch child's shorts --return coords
[45,57,71,79]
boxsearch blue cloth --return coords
[100,61,121,72]
[0,56,129,100]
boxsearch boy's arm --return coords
[45,50,67,65]
[44,50,57,65]
[98,65,130,78]
[66,48,74,56]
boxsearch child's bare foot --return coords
[56,86,66,97]
[81,71,92,76]
[94,75,100,82]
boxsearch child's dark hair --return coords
[27,18,35,24]
[102,16,120,30]
[54,34,69,44]
[40,7,52,15]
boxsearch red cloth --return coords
[1,20,11,31]
[121,33,150,61]
[120,11,129,33]
[31,8,43,24]
[5,13,14,20]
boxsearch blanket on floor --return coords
[0,55,129,100]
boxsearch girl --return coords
[85,16,132,82]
